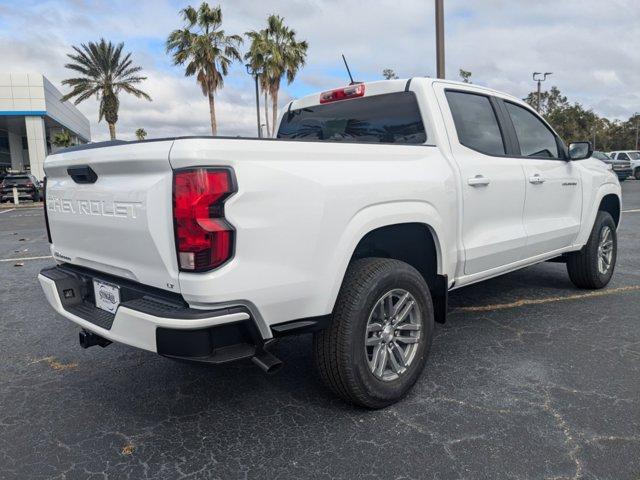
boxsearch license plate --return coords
[93,279,120,314]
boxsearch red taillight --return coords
[319,84,365,104]
[173,168,236,272]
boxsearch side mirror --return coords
[568,141,593,161]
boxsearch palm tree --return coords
[52,129,72,148]
[245,16,308,137]
[135,128,147,140]
[244,29,274,136]
[61,38,151,140]
[263,15,308,134]
[166,3,242,136]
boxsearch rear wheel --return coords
[566,211,617,289]
[313,258,434,408]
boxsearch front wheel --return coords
[566,211,617,289]
[635,169,640,180]
[313,258,434,409]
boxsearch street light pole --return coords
[532,72,552,113]
[246,64,262,138]
[635,112,639,151]
[435,0,445,79]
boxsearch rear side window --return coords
[445,91,505,156]
[505,102,559,159]
[277,92,427,144]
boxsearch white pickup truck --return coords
[39,78,621,408]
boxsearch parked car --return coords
[0,173,41,202]
[592,151,632,180]
[39,78,621,408]
[608,151,640,180]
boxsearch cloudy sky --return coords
[0,0,638,141]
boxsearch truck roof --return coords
[287,77,523,111]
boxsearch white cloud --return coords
[0,0,638,143]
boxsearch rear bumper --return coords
[613,168,632,179]
[38,265,267,362]
[1,189,36,200]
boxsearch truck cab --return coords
[39,78,621,408]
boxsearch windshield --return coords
[592,151,609,160]
[277,92,427,144]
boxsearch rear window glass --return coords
[277,92,427,144]
[445,91,505,156]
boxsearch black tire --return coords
[313,258,434,409]
[32,191,40,202]
[566,211,617,289]
[635,168,640,181]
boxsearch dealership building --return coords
[0,73,91,180]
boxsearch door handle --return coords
[529,174,546,184]
[467,175,490,186]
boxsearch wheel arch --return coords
[574,183,621,248]
[325,202,449,323]
[599,193,620,227]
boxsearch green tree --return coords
[167,2,242,136]
[459,69,472,83]
[523,86,567,117]
[521,85,639,151]
[135,128,147,140]
[382,68,398,80]
[61,38,151,140]
[246,15,308,136]
[52,129,72,148]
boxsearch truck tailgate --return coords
[44,141,180,293]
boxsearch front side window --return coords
[277,92,426,144]
[445,91,505,156]
[505,102,559,159]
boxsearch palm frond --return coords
[61,38,151,127]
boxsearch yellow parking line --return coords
[0,255,52,263]
[454,285,640,313]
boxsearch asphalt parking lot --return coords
[1,182,639,480]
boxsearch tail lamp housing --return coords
[319,83,365,104]
[173,168,237,272]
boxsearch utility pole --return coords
[635,112,639,150]
[246,64,262,138]
[435,0,445,79]
[532,72,552,113]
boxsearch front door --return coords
[501,101,582,256]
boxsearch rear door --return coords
[436,86,528,275]
[44,141,181,292]
[500,101,582,256]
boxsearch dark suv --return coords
[0,173,41,202]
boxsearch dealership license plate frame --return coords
[93,279,121,314]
